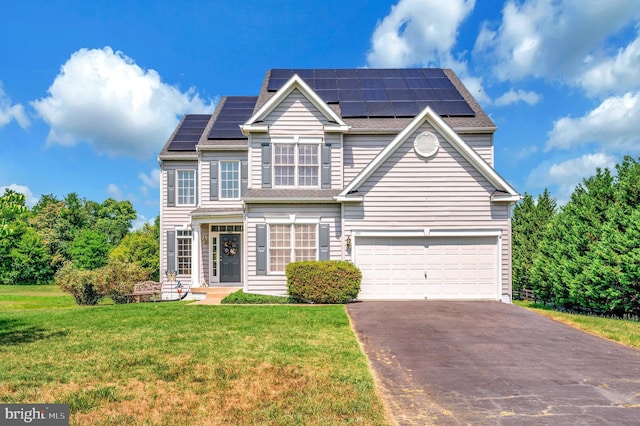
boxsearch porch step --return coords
[189,287,242,305]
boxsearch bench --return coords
[126,281,162,303]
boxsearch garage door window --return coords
[268,224,317,273]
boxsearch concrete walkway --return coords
[347,301,640,425]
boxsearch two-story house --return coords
[158,68,520,301]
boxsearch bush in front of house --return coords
[55,259,150,305]
[221,290,299,304]
[286,260,361,304]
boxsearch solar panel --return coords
[265,69,475,118]
[167,115,210,151]
[340,101,368,117]
[208,96,258,140]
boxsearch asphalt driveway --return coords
[347,301,640,425]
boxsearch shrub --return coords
[286,260,361,304]
[221,290,299,304]
[55,262,102,305]
[93,259,150,304]
[55,259,150,305]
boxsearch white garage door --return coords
[355,236,498,300]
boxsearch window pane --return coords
[298,145,318,186]
[274,144,295,187]
[269,224,291,273]
[220,161,239,199]
[177,234,192,275]
[295,224,317,261]
[177,170,195,205]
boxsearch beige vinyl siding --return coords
[266,89,326,135]
[343,134,391,184]
[343,122,512,296]
[460,133,493,166]
[200,151,247,209]
[160,161,198,284]
[245,204,341,295]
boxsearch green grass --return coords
[516,301,640,350]
[0,286,388,425]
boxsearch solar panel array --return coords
[267,68,474,118]
[208,96,258,139]
[167,114,210,151]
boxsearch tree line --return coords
[0,189,159,285]
[513,156,640,317]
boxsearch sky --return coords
[2,0,640,228]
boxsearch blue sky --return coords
[2,0,640,227]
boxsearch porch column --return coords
[191,224,201,287]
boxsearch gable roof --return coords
[241,74,349,134]
[338,105,519,201]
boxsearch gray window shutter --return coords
[167,231,176,273]
[262,143,272,188]
[210,161,218,201]
[256,224,267,275]
[241,160,248,196]
[321,144,331,189]
[319,224,330,260]
[167,170,175,207]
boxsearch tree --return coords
[9,228,54,284]
[93,198,137,246]
[512,190,557,293]
[69,229,109,270]
[109,218,160,280]
[29,194,67,273]
[0,190,29,283]
[0,190,28,237]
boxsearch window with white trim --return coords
[176,229,192,275]
[273,141,319,187]
[220,161,240,199]
[268,224,317,273]
[177,170,195,205]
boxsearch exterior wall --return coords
[460,133,493,166]
[245,203,342,295]
[249,90,343,190]
[199,150,247,209]
[343,134,392,184]
[159,160,198,285]
[342,122,512,296]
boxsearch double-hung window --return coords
[273,139,319,187]
[176,229,192,275]
[220,161,240,199]
[268,224,317,273]
[177,170,195,205]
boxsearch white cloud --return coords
[579,33,640,96]
[494,89,541,106]
[0,84,29,129]
[107,183,124,200]
[527,153,617,203]
[0,184,38,207]
[367,0,475,68]
[139,169,160,189]
[474,0,640,83]
[546,92,640,152]
[131,214,154,231]
[32,47,215,159]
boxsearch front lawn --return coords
[516,301,640,350]
[0,286,388,425]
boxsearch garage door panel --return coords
[356,235,498,300]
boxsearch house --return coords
[157,68,520,301]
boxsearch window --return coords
[268,224,317,273]
[177,230,192,275]
[220,161,240,199]
[177,170,195,205]
[273,142,319,187]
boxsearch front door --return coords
[220,234,241,283]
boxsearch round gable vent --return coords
[414,131,439,158]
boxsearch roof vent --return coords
[414,131,439,158]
